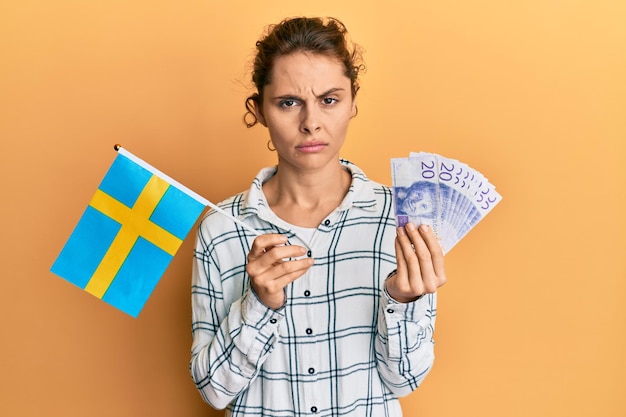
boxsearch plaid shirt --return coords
[190,161,437,417]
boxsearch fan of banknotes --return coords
[391,152,502,254]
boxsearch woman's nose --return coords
[300,106,321,134]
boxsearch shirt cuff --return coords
[379,288,434,362]
[381,285,431,323]
[383,269,424,304]
[242,287,285,330]
[231,289,285,375]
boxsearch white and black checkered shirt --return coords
[190,160,437,417]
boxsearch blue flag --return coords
[51,147,207,317]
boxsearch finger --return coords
[255,235,308,259]
[270,257,314,286]
[400,223,428,280]
[396,225,418,264]
[266,244,309,264]
[247,244,308,276]
[394,227,425,295]
[418,224,447,287]
[406,223,441,293]
[250,257,313,296]
[251,233,287,253]
[394,234,408,280]
[250,257,314,308]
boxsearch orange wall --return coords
[1,1,625,416]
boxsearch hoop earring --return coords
[267,140,276,152]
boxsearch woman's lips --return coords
[296,141,327,153]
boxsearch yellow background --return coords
[1,1,624,416]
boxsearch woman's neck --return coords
[262,161,352,228]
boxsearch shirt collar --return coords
[240,159,379,222]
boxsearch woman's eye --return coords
[280,100,298,108]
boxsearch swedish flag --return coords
[51,147,206,317]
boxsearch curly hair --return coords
[244,17,365,128]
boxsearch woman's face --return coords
[255,52,356,173]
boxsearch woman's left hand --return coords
[386,222,447,303]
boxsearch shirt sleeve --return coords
[188,229,284,409]
[374,287,437,397]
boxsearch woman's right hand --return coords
[246,234,313,309]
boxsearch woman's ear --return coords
[253,100,267,127]
[351,91,358,119]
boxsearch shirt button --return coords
[306,328,313,335]
[323,219,331,226]
[308,367,315,374]
[304,290,311,297]
[387,309,394,314]
[270,318,277,324]
[311,406,318,413]
[307,250,312,257]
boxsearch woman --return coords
[190,17,447,417]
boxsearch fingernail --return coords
[420,224,430,232]
[397,226,406,236]
[405,222,417,231]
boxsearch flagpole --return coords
[114,144,261,237]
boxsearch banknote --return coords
[392,152,502,254]
[391,154,442,240]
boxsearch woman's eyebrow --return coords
[272,87,346,101]
[316,87,345,97]
[273,94,300,101]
